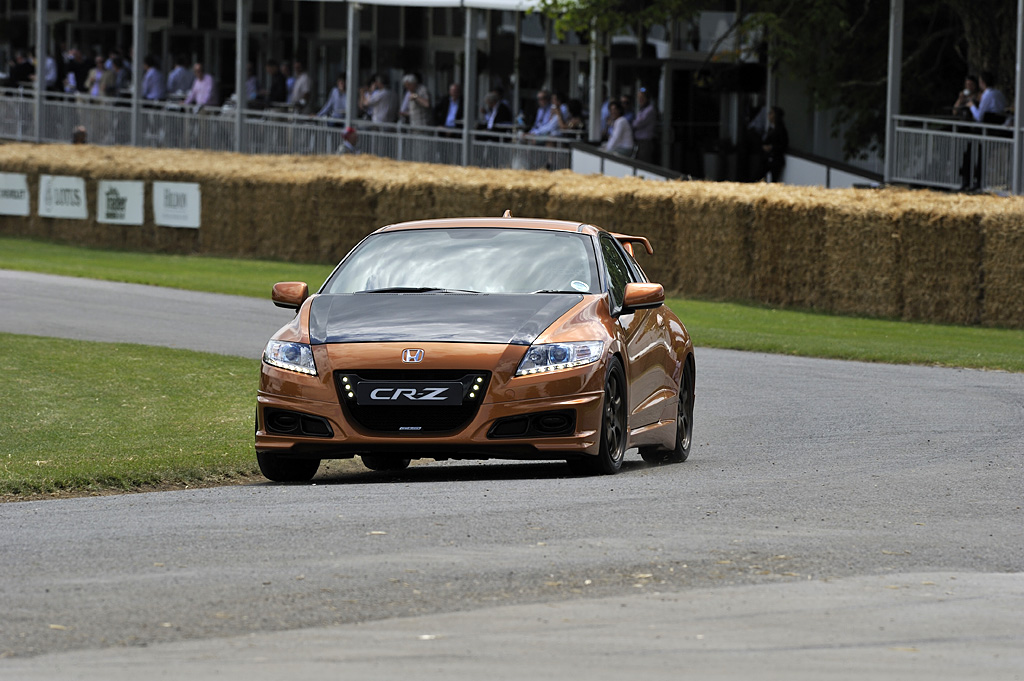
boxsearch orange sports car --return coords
[255,214,694,480]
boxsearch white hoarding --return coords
[97,180,144,225]
[0,173,31,216]
[39,175,88,219]
[153,182,201,229]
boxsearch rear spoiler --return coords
[611,233,654,257]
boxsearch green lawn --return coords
[0,333,260,496]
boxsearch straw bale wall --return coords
[1,143,1022,328]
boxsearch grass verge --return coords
[0,236,333,298]
[0,333,261,497]
[3,235,1021,372]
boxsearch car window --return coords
[323,228,600,294]
[600,235,634,309]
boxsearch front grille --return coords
[334,370,490,433]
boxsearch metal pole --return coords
[462,7,477,167]
[513,11,521,119]
[884,0,903,185]
[1013,0,1024,194]
[131,0,143,146]
[346,1,360,129]
[235,0,248,152]
[587,22,602,143]
[34,0,44,142]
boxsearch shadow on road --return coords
[258,458,655,487]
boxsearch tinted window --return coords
[600,235,633,308]
[324,228,599,294]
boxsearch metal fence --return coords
[0,87,572,171]
[891,115,1014,192]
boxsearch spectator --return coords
[762,106,788,183]
[480,90,513,131]
[166,54,193,95]
[529,89,569,137]
[603,100,634,156]
[72,125,87,144]
[4,50,35,87]
[360,73,395,124]
[43,52,60,91]
[952,74,979,120]
[244,62,260,106]
[98,57,123,97]
[84,55,104,98]
[281,61,293,93]
[317,74,348,120]
[288,60,311,112]
[338,126,359,154]
[140,55,166,101]
[559,98,585,135]
[66,47,90,93]
[435,82,463,132]
[263,60,288,106]
[529,89,553,134]
[619,93,635,125]
[632,87,657,163]
[184,62,217,110]
[399,73,432,127]
[969,71,1008,123]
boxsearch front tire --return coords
[568,357,627,475]
[256,451,320,482]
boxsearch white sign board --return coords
[39,175,88,219]
[97,180,144,225]
[153,182,201,229]
[0,173,31,216]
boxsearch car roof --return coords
[374,216,604,237]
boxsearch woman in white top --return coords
[603,100,635,156]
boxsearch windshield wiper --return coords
[529,289,584,294]
[359,287,480,294]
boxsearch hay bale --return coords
[981,205,1024,327]
[4,142,1024,328]
[822,201,902,319]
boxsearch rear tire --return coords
[639,355,694,465]
[361,455,412,472]
[256,451,320,482]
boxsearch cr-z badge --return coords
[402,348,424,363]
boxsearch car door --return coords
[599,235,671,428]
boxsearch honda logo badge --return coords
[402,348,424,363]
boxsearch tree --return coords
[538,0,1016,159]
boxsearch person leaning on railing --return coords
[317,74,347,122]
[969,71,1008,124]
[184,62,218,112]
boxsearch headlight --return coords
[516,341,603,376]
[263,340,317,376]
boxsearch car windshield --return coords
[323,227,600,294]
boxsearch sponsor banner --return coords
[153,182,201,229]
[39,175,88,219]
[0,173,31,216]
[97,180,144,225]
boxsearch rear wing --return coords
[611,233,654,257]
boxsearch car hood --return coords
[308,293,584,346]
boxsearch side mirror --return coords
[272,281,309,309]
[622,282,665,311]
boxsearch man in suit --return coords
[436,82,463,134]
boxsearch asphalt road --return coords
[1,270,1022,680]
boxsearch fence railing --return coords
[891,115,1015,192]
[0,87,572,171]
